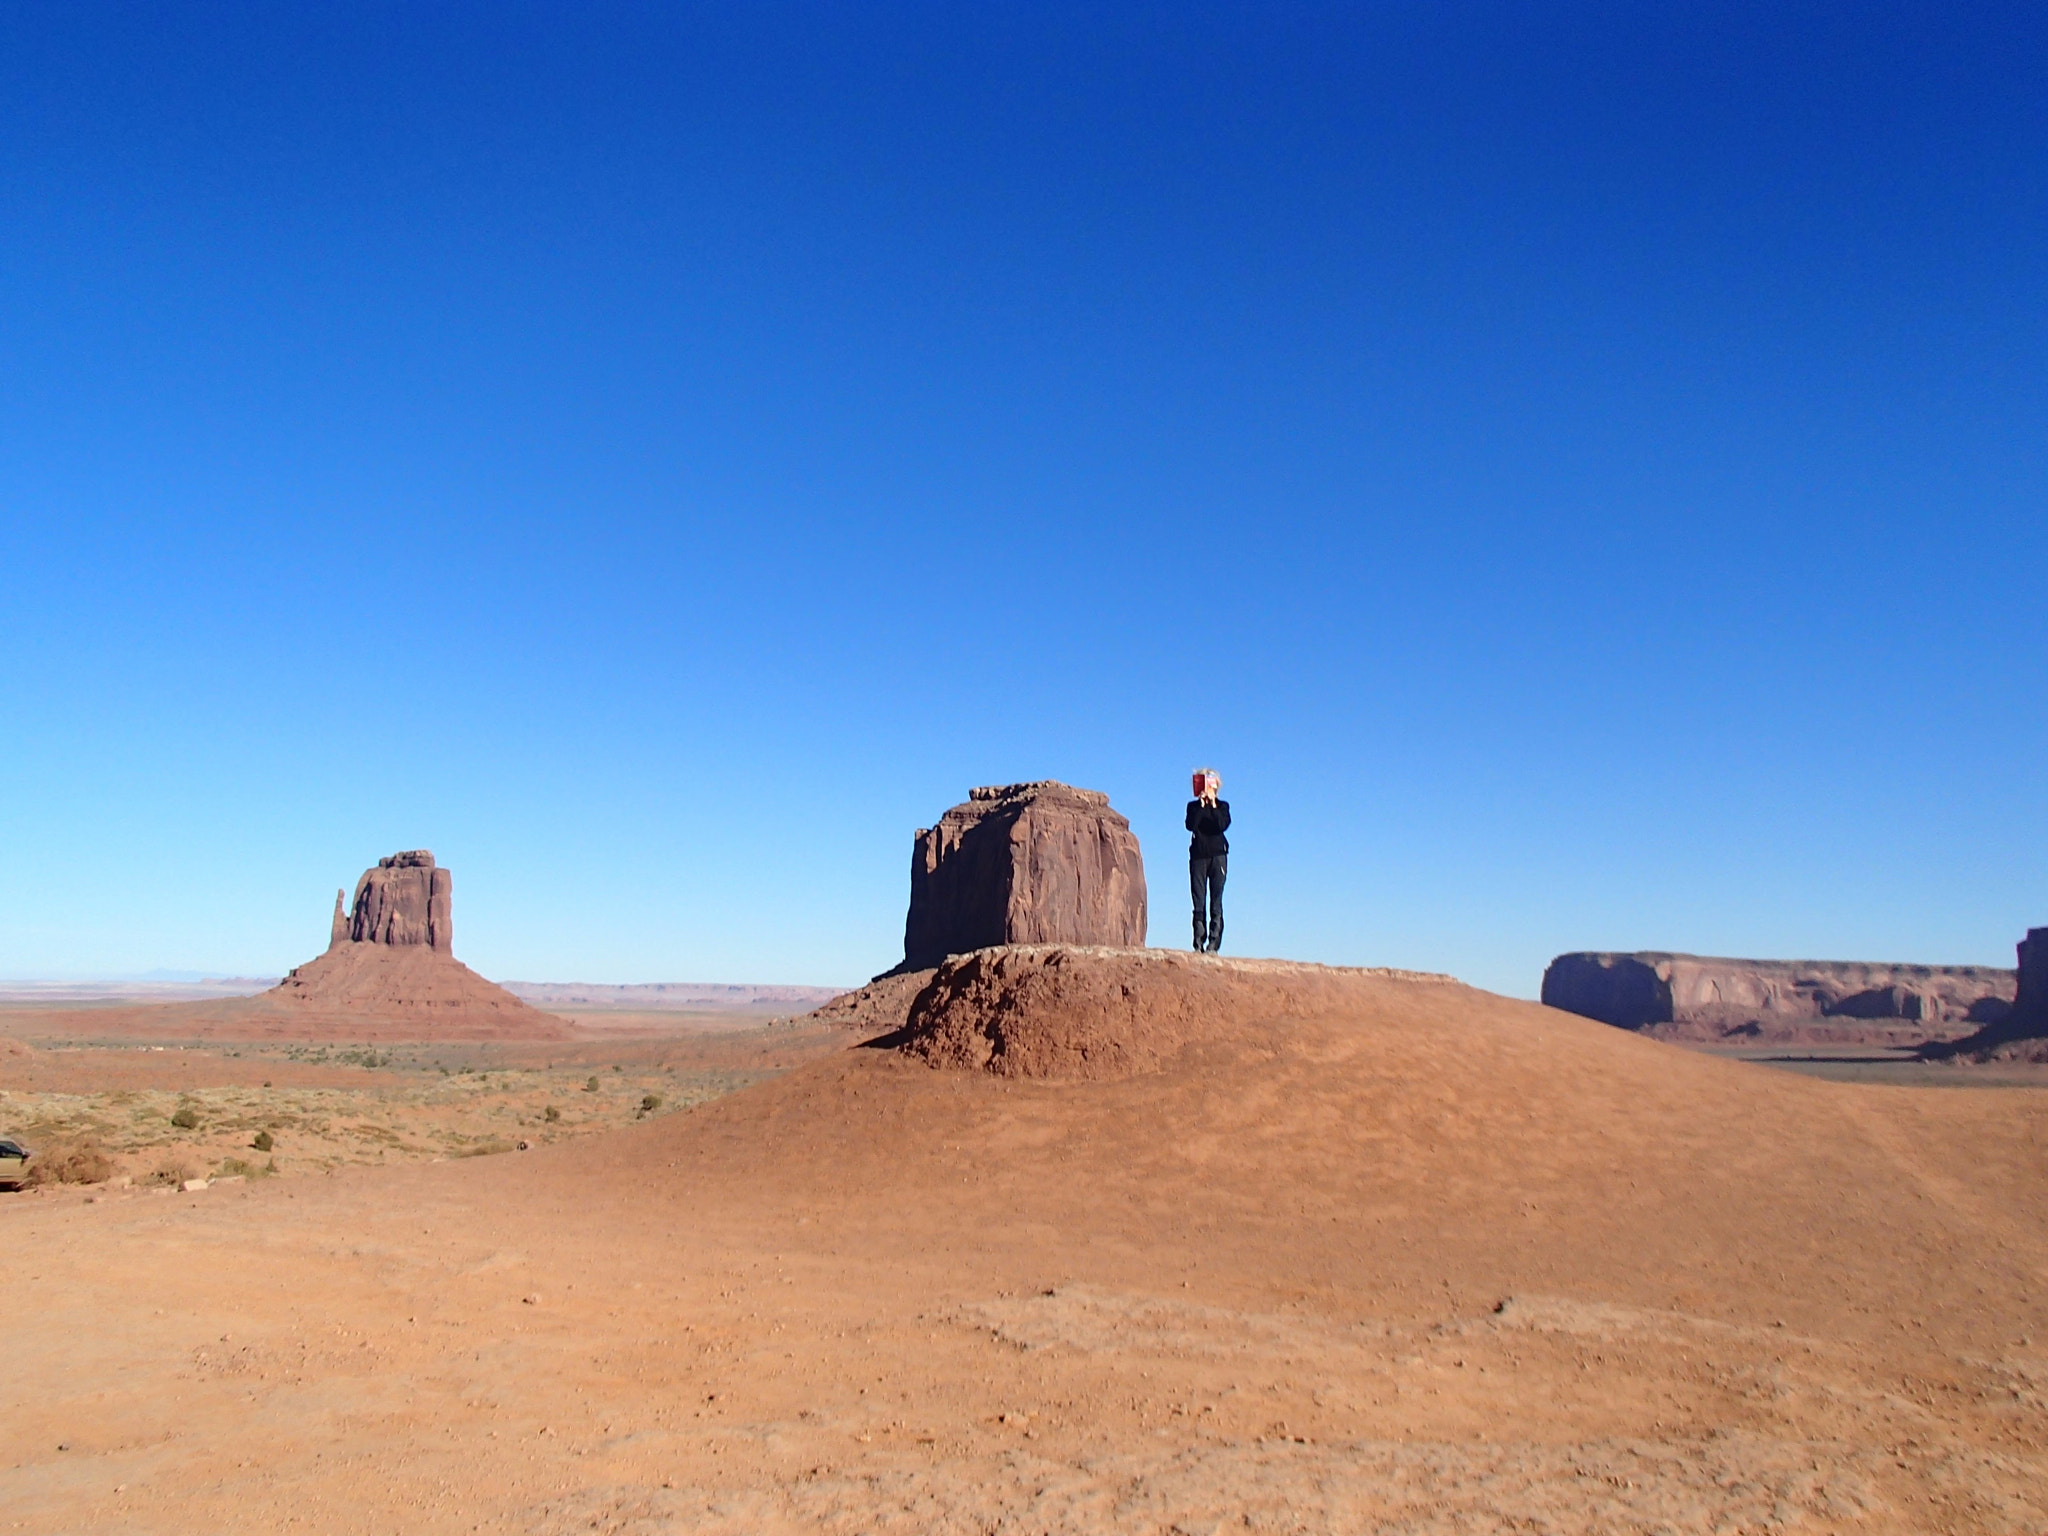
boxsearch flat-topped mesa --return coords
[328,850,453,953]
[1541,951,2016,1044]
[899,782,1147,973]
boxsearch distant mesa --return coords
[1922,927,2048,1062]
[1541,950,2016,1046]
[896,782,1147,974]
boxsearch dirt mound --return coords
[802,967,938,1033]
[898,944,1456,1079]
[242,943,569,1037]
[266,941,539,1017]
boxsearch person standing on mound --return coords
[1187,768,1230,953]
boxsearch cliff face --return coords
[2017,928,2048,1027]
[1922,927,2048,1061]
[257,850,559,1035]
[330,850,452,952]
[1541,951,2016,1044]
[900,783,1147,972]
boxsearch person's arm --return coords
[1186,800,1201,832]
[1214,802,1230,833]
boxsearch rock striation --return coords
[898,783,1147,973]
[1541,951,2016,1044]
[330,850,452,952]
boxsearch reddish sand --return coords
[0,943,573,1044]
[0,1044,393,1094]
[4,955,2046,1533]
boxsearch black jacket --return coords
[1186,798,1231,859]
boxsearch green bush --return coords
[170,1107,200,1130]
[584,1075,599,1092]
[638,1093,663,1115]
[252,1130,274,1152]
[543,1105,561,1123]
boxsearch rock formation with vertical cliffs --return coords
[2019,928,2048,1027]
[897,782,1147,973]
[329,850,453,951]
[1541,950,2015,1045]
[1922,927,2048,1061]
[254,851,562,1035]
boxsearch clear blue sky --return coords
[3,2,2042,992]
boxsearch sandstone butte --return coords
[9,941,2048,1532]
[255,850,563,1036]
[4,852,568,1043]
[897,781,1147,973]
[1540,948,2018,1046]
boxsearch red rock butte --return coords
[256,850,563,1036]
[9,851,569,1042]
[899,782,1147,973]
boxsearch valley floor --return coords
[4,979,2046,1534]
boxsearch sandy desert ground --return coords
[4,963,2047,1535]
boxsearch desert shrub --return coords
[149,1159,197,1187]
[584,1076,599,1092]
[458,1138,516,1158]
[25,1139,116,1187]
[543,1105,561,1123]
[215,1157,265,1179]
[252,1130,274,1152]
[638,1093,664,1115]
[170,1107,200,1130]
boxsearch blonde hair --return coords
[1195,766,1220,786]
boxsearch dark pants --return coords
[1190,854,1226,952]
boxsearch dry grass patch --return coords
[24,1136,115,1187]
